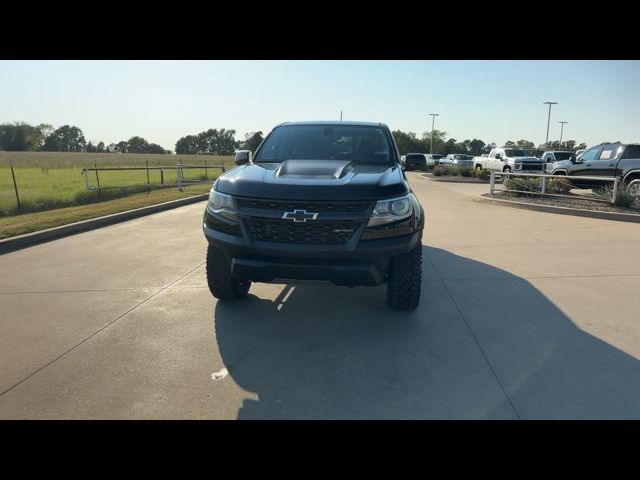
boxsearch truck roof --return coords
[278,120,387,128]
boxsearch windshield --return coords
[254,125,394,165]
[553,152,574,161]
[505,149,527,157]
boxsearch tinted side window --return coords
[621,145,640,159]
[580,148,600,162]
[406,154,424,161]
[597,146,620,161]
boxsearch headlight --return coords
[367,194,414,227]
[207,190,237,220]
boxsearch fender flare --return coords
[622,169,640,183]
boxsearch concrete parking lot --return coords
[1,171,639,419]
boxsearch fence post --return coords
[541,173,546,195]
[82,168,90,190]
[204,158,208,179]
[490,172,495,196]
[177,164,183,191]
[145,159,150,185]
[94,163,100,189]
[612,177,619,204]
[160,169,164,185]
[9,159,21,212]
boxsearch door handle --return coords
[609,164,615,167]
[586,164,591,167]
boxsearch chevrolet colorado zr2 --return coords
[202,121,425,311]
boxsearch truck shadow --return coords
[214,246,640,419]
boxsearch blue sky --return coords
[1,60,639,150]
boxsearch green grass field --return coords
[0,151,234,216]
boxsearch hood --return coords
[552,159,572,169]
[214,159,408,201]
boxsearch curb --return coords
[0,194,209,255]
[477,195,640,223]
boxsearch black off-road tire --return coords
[386,245,422,312]
[206,245,251,300]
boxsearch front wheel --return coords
[386,245,422,312]
[206,245,251,300]
[628,178,640,198]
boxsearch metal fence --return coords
[81,164,225,191]
[489,171,620,204]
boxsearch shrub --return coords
[594,184,638,208]
[459,167,473,177]
[473,168,490,180]
[433,165,445,176]
[546,177,572,194]
[503,177,542,194]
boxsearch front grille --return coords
[520,163,544,171]
[244,218,361,244]
[236,198,371,213]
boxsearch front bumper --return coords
[203,208,424,286]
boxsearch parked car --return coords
[442,154,474,168]
[203,120,425,311]
[549,143,640,193]
[542,150,576,173]
[424,154,443,166]
[402,153,428,171]
[473,148,544,173]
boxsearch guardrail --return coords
[489,171,620,204]
[81,164,225,191]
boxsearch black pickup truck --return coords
[202,121,425,311]
[550,143,640,193]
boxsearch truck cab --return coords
[474,148,544,173]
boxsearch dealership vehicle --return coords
[203,121,425,311]
[424,154,443,166]
[402,153,428,170]
[542,150,576,173]
[442,154,474,167]
[550,143,640,193]
[473,148,544,173]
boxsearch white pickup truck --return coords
[473,148,544,173]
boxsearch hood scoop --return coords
[274,159,353,179]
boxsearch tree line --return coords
[392,129,589,157]
[0,122,171,154]
[1,121,593,157]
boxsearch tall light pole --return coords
[544,101,558,147]
[428,113,440,154]
[558,121,568,146]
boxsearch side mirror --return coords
[234,150,251,166]
[571,156,579,164]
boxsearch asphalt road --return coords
[1,172,639,419]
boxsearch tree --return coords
[0,122,50,151]
[443,138,458,155]
[504,140,516,148]
[175,128,239,155]
[421,129,447,155]
[126,136,149,153]
[392,130,424,155]
[242,131,264,151]
[96,141,105,153]
[516,139,535,149]
[146,143,167,154]
[114,141,128,153]
[175,135,199,154]
[468,139,486,156]
[42,125,86,152]
[86,141,97,153]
